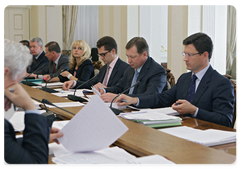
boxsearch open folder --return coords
[58,95,128,153]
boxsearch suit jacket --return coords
[75,58,129,89]
[58,59,94,82]
[27,51,49,73]
[4,113,53,164]
[39,54,70,78]
[105,57,167,97]
[138,66,235,127]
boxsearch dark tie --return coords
[129,70,139,94]
[53,63,57,73]
[102,66,110,86]
[187,74,197,103]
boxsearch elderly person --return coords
[4,39,63,163]
[50,40,94,82]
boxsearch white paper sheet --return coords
[45,102,84,108]
[126,155,175,164]
[58,95,128,152]
[159,126,236,146]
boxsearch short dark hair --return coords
[183,32,213,60]
[125,37,149,55]
[45,41,61,53]
[97,36,118,54]
[19,40,30,48]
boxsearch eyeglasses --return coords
[182,52,202,57]
[98,50,111,57]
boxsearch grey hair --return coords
[30,37,43,46]
[4,39,32,80]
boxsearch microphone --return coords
[67,74,98,102]
[42,98,75,117]
[22,63,47,86]
[110,81,140,115]
[41,77,59,93]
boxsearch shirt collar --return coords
[54,54,62,65]
[193,63,210,81]
[108,56,118,69]
[35,51,44,60]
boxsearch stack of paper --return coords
[159,126,236,146]
[49,144,175,164]
[119,111,182,128]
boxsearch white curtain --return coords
[226,6,236,69]
[62,5,78,50]
[73,6,99,49]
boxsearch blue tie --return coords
[129,70,139,94]
[187,74,197,103]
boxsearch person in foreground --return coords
[116,33,235,127]
[4,39,63,164]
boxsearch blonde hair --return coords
[69,40,91,70]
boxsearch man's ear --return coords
[4,67,10,76]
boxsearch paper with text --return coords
[58,95,128,152]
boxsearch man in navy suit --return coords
[62,36,128,90]
[4,39,63,163]
[100,37,167,103]
[116,33,235,127]
[32,41,70,80]
[27,37,49,74]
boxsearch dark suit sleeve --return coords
[4,114,53,164]
[196,78,234,127]
[77,60,94,81]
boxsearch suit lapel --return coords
[192,66,213,105]
[136,57,151,82]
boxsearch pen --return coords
[121,99,128,103]
[9,88,16,111]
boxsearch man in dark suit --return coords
[32,41,70,80]
[100,37,167,103]
[62,36,128,90]
[116,33,235,127]
[4,39,63,163]
[27,37,49,74]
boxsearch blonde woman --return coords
[50,40,94,82]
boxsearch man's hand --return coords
[100,93,118,102]
[115,94,139,106]
[171,99,197,115]
[49,127,64,144]
[4,83,36,111]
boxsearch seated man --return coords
[116,33,235,127]
[27,37,49,74]
[62,36,129,90]
[100,37,167,102]
[32,41,69,80]
[4,39,63,163]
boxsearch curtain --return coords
[226,6,236,69]
[72,6,99,49]
[62,5,78,50]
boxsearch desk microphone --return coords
[67,74,98,102]
[22,63,48,86]
[41,77,59,93]
[42,98,75,116]
[110,81,140,115]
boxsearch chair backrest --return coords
[224,74,236,128]
[165,68,175,89]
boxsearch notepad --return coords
[159,126,236,146]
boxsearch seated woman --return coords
[50,40,94,82]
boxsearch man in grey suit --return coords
[116,33,235,127]
[100,37,167,103]
[32,41,69,80]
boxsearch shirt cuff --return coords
[25,110,41,115]
[71,80,77,88]
[135,97,140,106]
[193,107,199,117]
[38,75,43,79]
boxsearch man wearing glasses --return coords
[116,33,235,127]
[62,36,129,90]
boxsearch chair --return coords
[165,68,175,89]
[224,74,236,128]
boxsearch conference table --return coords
[22,84,236,164]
